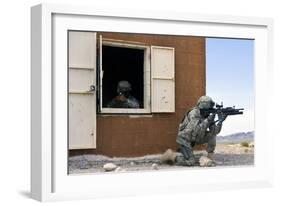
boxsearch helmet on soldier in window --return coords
[197,95,215,109]
[117,80,132,94]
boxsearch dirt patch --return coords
[68,143,254,174]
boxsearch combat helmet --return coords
[197,95,215,109]
[117,80,132,94]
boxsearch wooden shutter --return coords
[68,31,97,149]
[151,46,175,113]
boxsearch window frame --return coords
[98,37,151,114]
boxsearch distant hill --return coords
[216,131,254,143]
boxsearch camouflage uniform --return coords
[175,96,224,166]
[107,81,140,108]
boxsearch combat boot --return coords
[160,149,177,165]
[175,155,196,166]
[207,152,215,160]
[207,152,217,166]
[184,157,196,166]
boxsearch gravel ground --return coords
[68,143,254,174]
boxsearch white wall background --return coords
[0,0,280,205]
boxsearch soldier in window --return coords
[107,80,140,108]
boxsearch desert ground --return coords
[68,141,254,174]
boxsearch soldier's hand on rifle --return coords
[218,112,227,123]
[207,113,215,122]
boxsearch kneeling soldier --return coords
[161,96,227,166]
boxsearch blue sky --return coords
[206,38,254,135]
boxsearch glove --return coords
[218,112,227,123]
[207,113,215,122]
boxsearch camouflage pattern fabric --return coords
[175,96,222,166]
[107,95,140,108]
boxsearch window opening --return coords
[102,45,144,109]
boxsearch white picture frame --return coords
[31,3,274,202]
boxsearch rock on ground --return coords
[103,163,117,171]
[152,163,159,170]
[115,167,122,172]
[199,156,214,167]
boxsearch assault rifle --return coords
[200,102,244,122]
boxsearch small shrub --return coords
[240,141,249,147]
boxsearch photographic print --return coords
[31,4,273,201]
[67,31,254,174]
